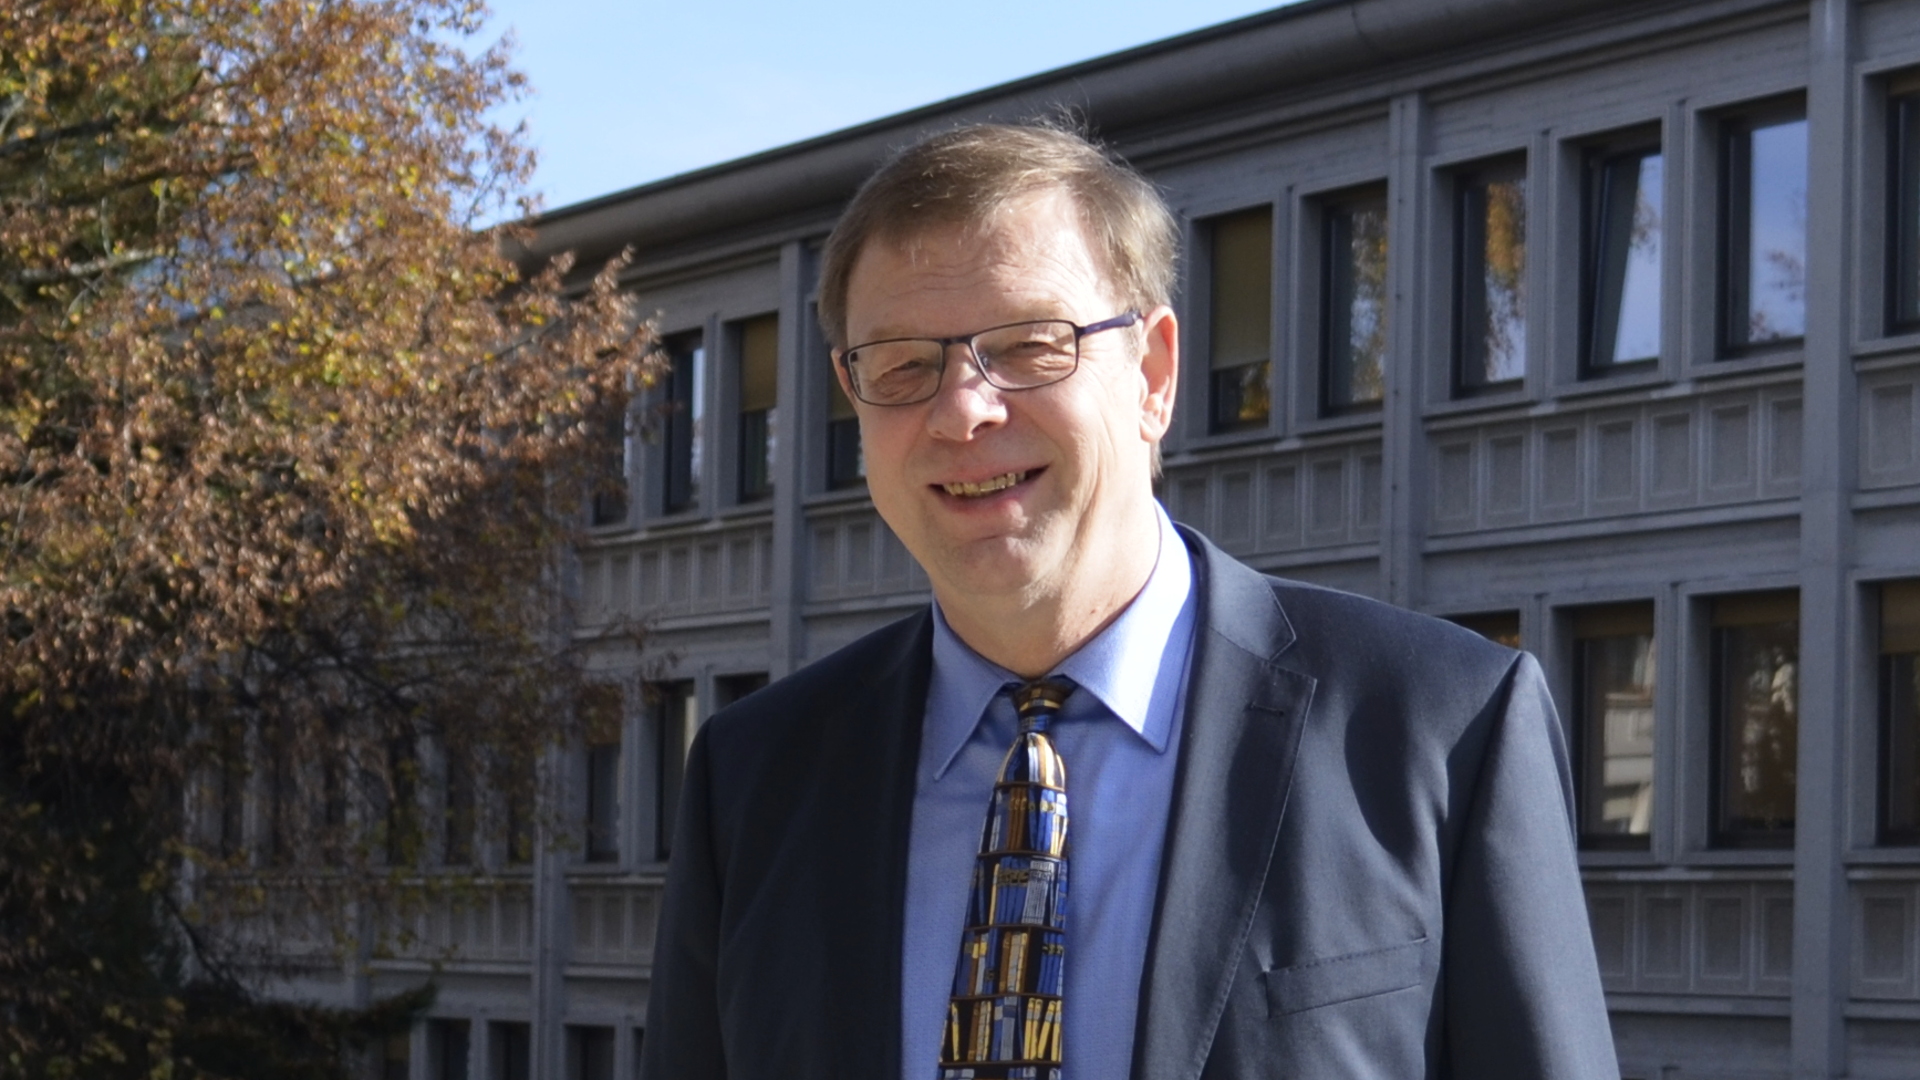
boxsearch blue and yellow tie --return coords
[939,678,1072,1080]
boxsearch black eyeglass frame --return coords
[836,310,1142,406]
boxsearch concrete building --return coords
[302,0,1920,1076]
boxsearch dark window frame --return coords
[1446,610,1521,650]
[1318,187,1390,417]
[1580,134,1665,376]
[1878,580,1920,844]
[652,680,697,861]
[1201,205,1276,434]
[1707,591,1800,849]
[1888,78,1920,333]
[442,745,475,867]
[490,1022,531,1080]
[589,404,631,527]
[734,314,778,504]
[566,1025,616,1080]
[430,1018,471,1080]
[1569,603,1657,851]
[1717,103,1809,358]
[1451,156,1530,396]
[656,331,704,515]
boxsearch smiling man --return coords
[641,124,1618,1080]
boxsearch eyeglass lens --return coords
[849,320,1079,405]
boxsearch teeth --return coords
[942,471,1027,497]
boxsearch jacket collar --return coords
[1129,526,1315,1080]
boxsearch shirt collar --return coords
[925,507,1193,779]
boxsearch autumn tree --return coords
[0,1,650,1075]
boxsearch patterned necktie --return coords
[940,677,1073,1080]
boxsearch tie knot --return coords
[1012,677,1074,734]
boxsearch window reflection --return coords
[1584,146,1663,371]
[1454,162,1528,392]
[659,331,704,514]
[1889,83,1920,331]
[652,680,698,860]
[1448,611,1521,650]
[736,314,778,503]
[582,684,623,864]
[1573,603,1656,847]
[1321,193,1388,413]
[1879,581,1920,843]
[1207,207,1273,431]
[827,362,864,490]
[1711,591,1799,845]
[1723,115,1808,351]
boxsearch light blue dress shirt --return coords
[902,507,1197,1080]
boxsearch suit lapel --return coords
[823,609,932,1077]
[1131,530,1315,1080]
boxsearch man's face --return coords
[837,190,1178,617]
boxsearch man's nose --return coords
[925,341,1006,440]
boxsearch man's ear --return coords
[1137,304,1178,442]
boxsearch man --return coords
[641,123,1617,1079]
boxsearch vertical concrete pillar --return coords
[1794,1,1859,1076]
[768,240,811,678]
[530,743,571,1080]
[1381,92,1430,610]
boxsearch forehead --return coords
[845,192,1121,338]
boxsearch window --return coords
[1320,191,1388,413]
[429,1019,470,1080]
[735,314,778,502]
[1721,110,1807,353]
[631,1030,645,1080]
[716,673,769,709]
[442,745,475,866]
[385,737,419,866]
[1205,207,1273,432]
[652,680,697,860]
[1448,611,1521,649]
[567,1026,615,1080]
[1582,139,1664,373]
[1710,591,1799,846]
[589,404,630,526]
[213,721,247,860]
[490,1022,531,1080]
[502,751,536,867]
[826,363,863,490]
[1879,581,1920,843]
[1453,159,1528,393]
[264,717,296,867]
[581,685,623,864]
[383,1033,411,1080]
[657,331,704,514]
[1887,76,1920,331]
[1571,603,1656,847]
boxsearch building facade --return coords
[271,1,1920,1076]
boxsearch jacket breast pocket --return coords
[1261,936,1431,1018]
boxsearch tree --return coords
[0,2,651,1075]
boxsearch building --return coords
[278,0,1920,1076]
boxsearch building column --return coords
[1794,1,1859,1077]
[1381,91,1430,610]
[768,240,811,678]
[530,742,571,1080]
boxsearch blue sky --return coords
[479,1,1300,212]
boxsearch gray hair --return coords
[817,122,1179,349]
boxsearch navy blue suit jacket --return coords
[641,528,1619,1078]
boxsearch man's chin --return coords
[925,538,1054,604]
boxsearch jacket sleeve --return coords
[640,724,727,1080]
[1443,652,1619,1079]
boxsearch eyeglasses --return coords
[837,310,1141,407]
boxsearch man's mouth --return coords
[941,470,1029,498]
